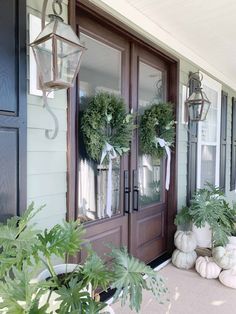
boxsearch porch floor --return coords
[111,263,235,314]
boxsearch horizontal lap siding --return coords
[26,0,68,229]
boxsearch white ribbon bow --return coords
[154,137,171,190]
[100,142,117,217]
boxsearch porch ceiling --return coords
[90,0,236,90]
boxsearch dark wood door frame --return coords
[67,0,178,260]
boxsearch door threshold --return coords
[153,258,171,272]
[148,252,172,270]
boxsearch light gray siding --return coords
[26,0,68,229]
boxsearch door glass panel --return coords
[138,62,164,207]
[78,33,121,222]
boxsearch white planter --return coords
[192,224,212,248]
[36,263,79,281]
[227,236,236,251]
[229,236,236,246]
[101,305,115,314]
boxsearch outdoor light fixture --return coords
[185,72,211,122]
[29,0,85,138]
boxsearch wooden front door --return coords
[76,10,130,262]
[75,5,177,264]
[129,44,174,263]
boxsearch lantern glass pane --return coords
[56,39,83,85]
[33,38,53,85]
[201,90,211,103]
[35,20,55,41]
[201,102,211,121]
[56,21,83,45]
[188,90,202,102]
[188,102,203,121]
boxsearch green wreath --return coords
[140,102,175,158]
[81,92,134,163]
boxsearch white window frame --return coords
[196,72,222,188]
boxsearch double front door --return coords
[76,8,177,264]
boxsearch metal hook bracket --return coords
[52,0,63,16]
[43,90,59,140]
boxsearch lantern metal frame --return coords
[29,0,86,139]
[30,0,85,91]
[185,72,211,122]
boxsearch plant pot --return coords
[36,264,114,313]
[101,305,115,314]
[36,264,79,313]
[192,224,212,248]
[36,263,79,281]
[229,236,236,246]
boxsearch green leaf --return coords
[0,264,48,314]
[0,203,43,277]
[37,221,85,259]
[174,206,192,230]
[109,247,167,312]
[81,251,111,291]
[55,277,90,314]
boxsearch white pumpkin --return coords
[172,249,197,269]
[219,266,236,289]
[195,256,222,279]
[174,230,197,253]
[212,246,236,270]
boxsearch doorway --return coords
[73,5,177,264]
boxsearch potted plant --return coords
[0,203,168,313]
[175,184,236,249]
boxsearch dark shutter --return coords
[0,0,26,221]
[219,92,227,191]
[230,98,236,191]
[186,73,199,204]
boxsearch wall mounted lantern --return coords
[185,72,211,122]
[30,0,85,138]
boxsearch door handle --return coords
[124,170,130,214]
[133,170,139,211]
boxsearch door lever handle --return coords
[124,170,130,214]
[133,170,139,211]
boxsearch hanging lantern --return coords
[30,0,85,90]
[185,72,211,122]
